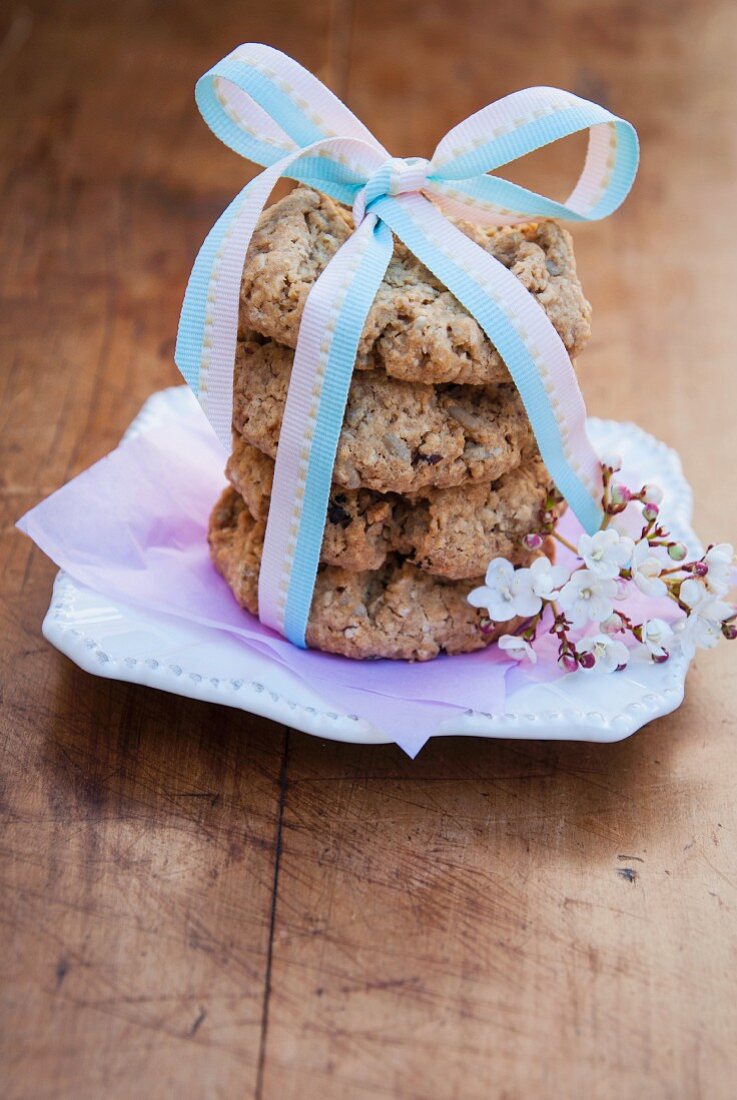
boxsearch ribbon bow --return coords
[176,44,638,647]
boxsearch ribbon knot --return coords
[353,156,430,226]
[176,43,639,647]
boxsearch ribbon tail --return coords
[374,192,603,533]
[257,215,394,645]
[174,160,296,447]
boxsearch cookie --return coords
[239,187,590,386]
[233,334,536,494]
[208,487,519,661]
[227,438,557,579]
[226,440,394,573]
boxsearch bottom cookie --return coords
[209,487,534,661]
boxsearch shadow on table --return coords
[41,654,702,877]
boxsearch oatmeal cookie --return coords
[239,187,590,386]
[208,486,522,661]
[227,438,557,579]
[233,334,536,494]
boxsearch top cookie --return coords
[239,187,591,387]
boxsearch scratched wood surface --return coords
[1,2,736,1097]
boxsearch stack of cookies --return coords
[208,188,590,661]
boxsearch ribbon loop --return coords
[427,88,638,226]
[196,43,387,161]
[176,45,639,647]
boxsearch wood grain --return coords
[1,2,736,1097]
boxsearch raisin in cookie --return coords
[233,334,536,494]
[239,187,590,386]
[227,438,557,578]
[208,487,521,661]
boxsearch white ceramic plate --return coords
[42,389,699,746]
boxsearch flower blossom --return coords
[703,543,735,596]
[676,579,735,659]
[630,539,667,597]
[468,559,539,622]
[558,569,617,629]
[677,614,725,659]
[680,579,732,620]
[577,529,634,579]
[641,618,673,659]
[528,555,568,600]
[578,634,630,672]
[498,634,537,663]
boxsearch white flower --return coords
[528,555,568,600]
[676,613,723,659]
[679,579,732,620]
[703,543,735,596]
[675,583,734,659]
[679,577,704,612]
[641,618,673,659]
[498,634,537,663]
[630,539,667,597]
[577,529,634,579]
[468,558,538,622]
[558,569,617,628]
[578,633,630,672]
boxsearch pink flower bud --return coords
[559,653,578,673]
[642,502,660,522]
[692,561,708,577]
[722,623,737,641]
[578,651,596,670]
[610,483,632,506]
[653,652,670,664]
[523,532,544,551]
[642,483,664,505]
[668,542,688,561]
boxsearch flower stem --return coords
[665,588,690,615]
[551,529,579,555]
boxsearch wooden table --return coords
[2,2,736,1097]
